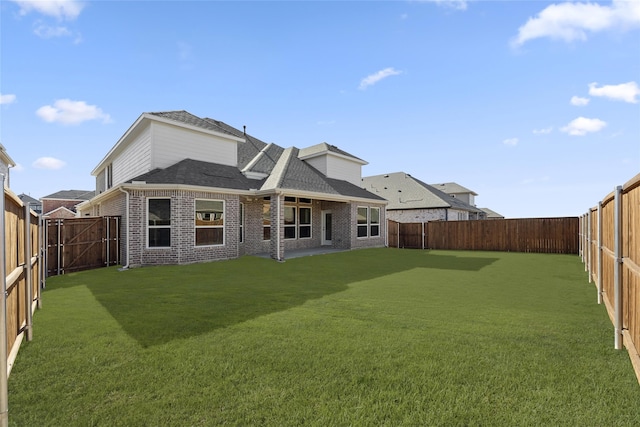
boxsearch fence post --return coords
[613,186,623,350]
[0,177,9,427]
[23,204,32,342]
[587,211,592,282]
[597,202,603,305]
[38,215,44,308]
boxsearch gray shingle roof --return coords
[298,142,366,163]
[431,182,478,196]
[42,190,95,200]
[128,111,382,202]
[362,172,481,212]
[128,159,264,190]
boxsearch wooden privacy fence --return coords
[580,173,640,383]
[46,216,120,276]
[388,217,579,254]
[0,184,45,424]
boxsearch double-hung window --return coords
[195,200,224,246]
[370,207,380,237]
[357,206,380,238]
[357,207,369,238]
[263,200,271,240]
[284,206,297,239]
[148,198,171,247]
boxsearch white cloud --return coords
[0,94,17,105]
[511,0,640,47]
[36,99,111,125]
[33,23,71,38]
[570,96,590,106]
[561,116,607,136]
[588,81,640,103]
[533,127,553,135]
[420,0,468,11]
[503,137,519,146]
[33,157,66,170]
[11,0,85,21]
[359,67,403,90]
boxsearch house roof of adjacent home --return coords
[480,207,504,218]
[362,172,482,212]
[298,142,367,164]
[42,189,95,200]
[430,182,478,196]
[18,194,40,205]
[125,112,384,202]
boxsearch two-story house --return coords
[77,111,386,266]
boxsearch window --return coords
[263,202,271,240]
[106,163,113,189]
[239,203,244,243]
[195,200,224,246]
[299,207,311,238]
[370,207,380,237]
[284,206,296,239]
[357,206,380,238]
[148,198,171,247]
[357,207,368,238]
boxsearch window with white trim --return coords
[263,200,271,241]
[195,200,224,246]
[370,207,380,237]
[299,207,311,238]
[357,207,368,238]
[239,203,244,243]
[148,198,171,247]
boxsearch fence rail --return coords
[580,172,640,384]
[388,217,579,254]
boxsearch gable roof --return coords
[431,182,478,196]
[480,207,504,218]
[119,113,383,202]
[362,172,481,212]
[18,194,40,205]
[298,142,367,165]
[42,189,95,200]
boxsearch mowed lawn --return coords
[8,248,640,426]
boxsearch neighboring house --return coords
[431,182,477,206]
[41,190,95,217]
[76,110,386,266]
[0,143,16,188]
[480,207,505,219]
[362,172,484,223]
[17,194,43,214]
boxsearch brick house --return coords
[77,111,386,266]
[362,172,484,223]
[41,189,95,217]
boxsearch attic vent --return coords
[384,175,389,178]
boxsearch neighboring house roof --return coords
[430,182,478,196]
[480,207,504,219]
[18,194,40,205]
[44,206,76,218]
[42,190,95,200]
[362,172,481,212]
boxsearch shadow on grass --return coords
[47,248,497,347]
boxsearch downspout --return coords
[118,187,130,269]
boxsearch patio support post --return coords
[0,175,9,427]
[613,185,623,350]
[23,203,32,342]
[597,202,603,305]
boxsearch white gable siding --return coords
[303,154,362,186]
[326,155,361,186]
[152,121,237,169]
[304,157,327,176]
[112,125,152,186]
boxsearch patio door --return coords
[321,210,332,246]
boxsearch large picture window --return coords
[195,200,224,246]
[357,206,380,238]
[148,198,171,247]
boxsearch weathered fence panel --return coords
[581,172,640,384]
[389,217,578,254]
[46,216,120,276]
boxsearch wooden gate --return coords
[46,216,120,276]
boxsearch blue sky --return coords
[1,0,639,218]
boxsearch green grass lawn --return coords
[8,248,640,426]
